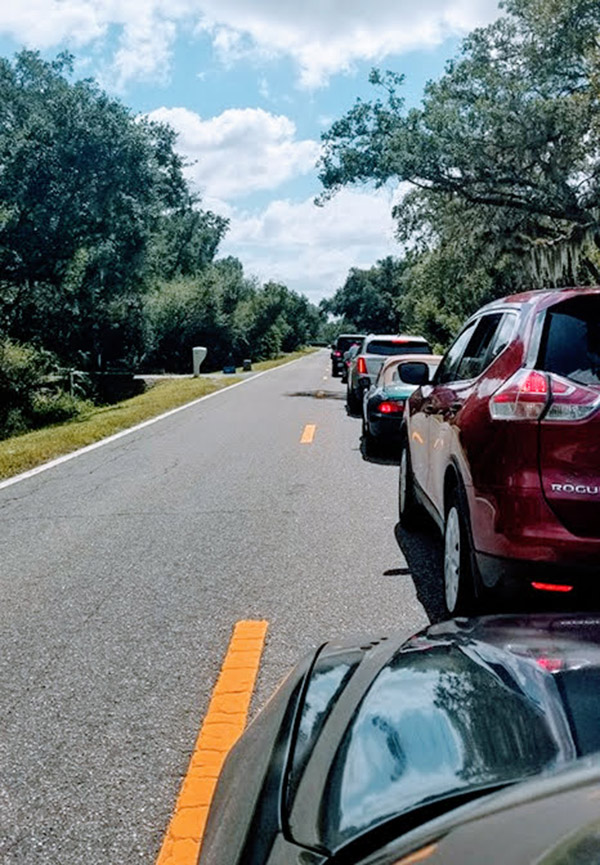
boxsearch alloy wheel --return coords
[399,449,407,515]
[444,506,461,613]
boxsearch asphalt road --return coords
[0,349,446,864]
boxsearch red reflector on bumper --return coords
[531,582,573,593]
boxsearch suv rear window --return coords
[337,336,364,353]
[366,340,431,356]
[539,297,600,386]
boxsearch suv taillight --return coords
[357,356,367,375]
[490,369,600,421]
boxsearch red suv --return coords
[399,288,600,615]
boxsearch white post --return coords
[192,346,208,377]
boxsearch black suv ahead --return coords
[330,334,365,377]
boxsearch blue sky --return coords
[0,0,501,302]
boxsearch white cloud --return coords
[196,0,500,88]
[0,0,501,87]
[146,101,408,298]
[112,14,177,88]
[147,105,319,199]
[219,187,407,302]
[0,0,104,47]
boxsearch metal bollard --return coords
[192,346,207,376]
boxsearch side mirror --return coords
[358,376,371,390]
[398,362,430,386]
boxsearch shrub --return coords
[0,339,51,436]
[0,338,91,439]
[30,390,93,427]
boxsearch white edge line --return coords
[0,353,318,491]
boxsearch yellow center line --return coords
[156,619,269,865]
[300,424,316,444]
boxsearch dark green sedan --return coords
[362,354,441,453]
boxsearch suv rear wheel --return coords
[444,490,476,615]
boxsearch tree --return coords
[0,50,320,383]
[319,0,600,285]
[243,282,320,360]
[0,51,225,368]
[145,264,322,372]
[147,205,228,281]
[322,257,407,332]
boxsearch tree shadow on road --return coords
[286,390,346,401]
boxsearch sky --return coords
[0,0,501,303]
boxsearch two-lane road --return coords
[0,350,438,863]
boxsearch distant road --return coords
[0,349,439,864]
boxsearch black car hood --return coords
[288,615,600,854]
[199,615,600,865]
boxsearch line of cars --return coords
[331,331,442,453]
[197,288,600,865]
[398,288,600,616]
[334,290,600,619]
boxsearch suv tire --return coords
[399,440,422,529]
[362,418,377,456]
[443,489,476,615]
[346,387,361,415]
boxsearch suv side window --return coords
[435,320,479,384]
[455,313,504,381]
[488,312,517,361]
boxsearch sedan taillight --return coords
[490,369,600,421]
[379,400,404,414]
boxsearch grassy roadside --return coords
[0,348,318,481]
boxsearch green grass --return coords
[0,348,318,480]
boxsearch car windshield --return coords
[386,360,439,386]
[367,340,431,357]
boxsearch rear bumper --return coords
[368,415,403,440]
[469,484,600,582]
[476,551,600,589]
